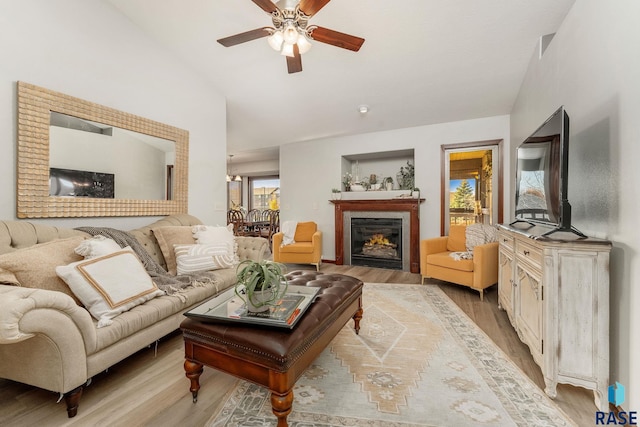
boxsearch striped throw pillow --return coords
[174,243,237,275]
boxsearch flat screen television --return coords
[49,167,115,198]
[512,106,585,237]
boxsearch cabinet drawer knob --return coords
[523,250,530,256]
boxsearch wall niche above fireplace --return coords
[342,149,414,192]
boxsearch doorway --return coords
[441,140,503,235]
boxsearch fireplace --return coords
[350,217,403,270]
[332,199,423,273]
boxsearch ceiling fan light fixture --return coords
[297,34,312,54]
[267,30,284,51]
[282,22,299,44]
[281,41,295,57]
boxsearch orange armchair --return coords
[272,221,322,271]
[420,224,498,301]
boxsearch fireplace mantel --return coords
[331,198,424,273]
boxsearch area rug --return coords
[206,284,576,427]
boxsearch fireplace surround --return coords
[331,199,423,273]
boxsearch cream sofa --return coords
[0,214,269,417]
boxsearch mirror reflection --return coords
[16,81,188,218]
[49,112,175,200]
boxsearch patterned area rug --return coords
[207,284,576,427]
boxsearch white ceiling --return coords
[106,0,575,163]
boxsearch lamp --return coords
[266,5,313,57]
[227,155,242,182]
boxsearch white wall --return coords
[280,115,510,261]
[0,0,228,229]
[510,0,640,410]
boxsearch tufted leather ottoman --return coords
[181,271,363,427]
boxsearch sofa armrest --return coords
[0,285,97,352]
[473,241,499,287]
[235,236,270,262]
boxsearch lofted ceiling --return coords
[106,0,575,163]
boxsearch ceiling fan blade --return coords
[309,26,365,52]
[217,27,271,47]
[251,0,279,14]
[286,44,303,74]
[299,0,331,17]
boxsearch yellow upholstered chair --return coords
[420,224,498,301]
[272,221,322,271]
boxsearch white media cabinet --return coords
[497,223,611,410]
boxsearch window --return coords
[250,177,280,210]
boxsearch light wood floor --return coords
[0,264,594,426]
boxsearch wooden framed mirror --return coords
[17,81,188,218]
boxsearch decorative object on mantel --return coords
[396,161,415,190]
[342,172,352,192]
[350,184,365,192]
[339,189,412,200]
[369,174,380,190]
[384,176,394,191]
[412,187,420,199]
[331,188,342,200]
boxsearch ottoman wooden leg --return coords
[270,390,293,427]
[184,359,204,403]
[353,306,363,335]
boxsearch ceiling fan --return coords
[217,0,365,74]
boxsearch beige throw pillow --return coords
[0,236,86,304]
[56,248,164,327]
[151,226,196,275]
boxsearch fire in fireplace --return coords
[350,218,402,270]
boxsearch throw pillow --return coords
[151,226,196,275]
[465,223,498,252]
[0,236,86,305]
[56,248,164,327]
[192,224,236,259]
[192,224,235,246]
[174,243,237,275]
[74,235,122,259]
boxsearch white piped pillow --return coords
[56,248,164,327]
[192,224,235,247]
[74,235,122,259]
[174,243,237,275]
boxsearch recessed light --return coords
[358,105,369,114]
